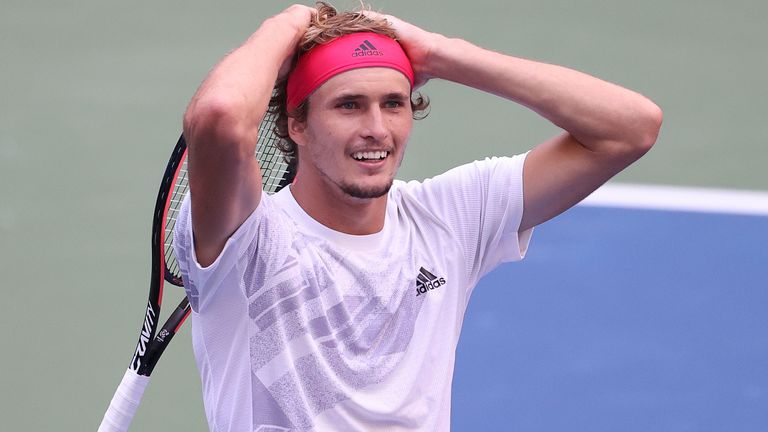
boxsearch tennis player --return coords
[175,2,662,430]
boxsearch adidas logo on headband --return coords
[352,40,383,57]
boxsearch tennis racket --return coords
[98,111,291,432]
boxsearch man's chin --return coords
[340,180,393,199]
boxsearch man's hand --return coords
[268,4,315,81]
[363,11,443,89]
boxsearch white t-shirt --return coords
[174,155,532,432]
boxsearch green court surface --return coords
[0,1,765,430]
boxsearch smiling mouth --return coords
[352,150,389,161]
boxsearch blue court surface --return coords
[452,194,768,431]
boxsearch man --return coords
[175,2,662,431]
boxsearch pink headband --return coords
[286,32,414,111]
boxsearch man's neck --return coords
[289,180,388,235]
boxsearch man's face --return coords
[288,67,413,200]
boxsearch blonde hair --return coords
[300,2,395,50]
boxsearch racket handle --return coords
[97,369,150,432]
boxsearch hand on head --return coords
[361,10,441,89]
[273,3,441,94]
[273,4,316,80]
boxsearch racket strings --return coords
[257,114,291,193]
[164,161,189,286]
[161,113,290,285]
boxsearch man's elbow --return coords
[183,96,249,152]
[629,100,663,157]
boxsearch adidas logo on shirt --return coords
[352,40,383,57]
[415,267,447,297]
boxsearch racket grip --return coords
[97,369,150,432]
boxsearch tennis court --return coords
[1,1,766,430]
[454,191,768,431]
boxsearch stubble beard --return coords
[339,179,393,199]
[308,145,403,200]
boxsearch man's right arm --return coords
[183,5,313,267]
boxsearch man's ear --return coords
[287,117,308,146]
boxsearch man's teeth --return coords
[353,151,388,161]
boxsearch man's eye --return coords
[338,101,358,109]
[385,100,404,109]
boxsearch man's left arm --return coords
[380,14,663,232]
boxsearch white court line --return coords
[579,183,768,216]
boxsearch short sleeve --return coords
[172,193,292,312]
[398,154,532,288]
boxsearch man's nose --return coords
[361,107,389,141]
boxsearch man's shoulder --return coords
[391,155,526,194]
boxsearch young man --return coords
[175,2,662,431]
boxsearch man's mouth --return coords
[352,151,389,161]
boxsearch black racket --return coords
[98,111,291,431]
